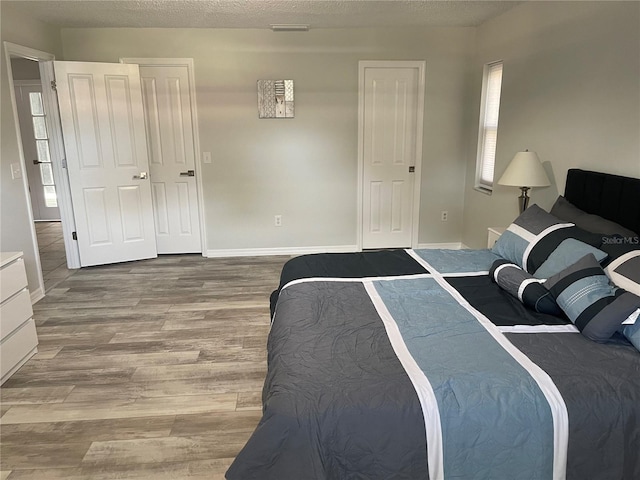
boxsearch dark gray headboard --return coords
[565,169,640,235]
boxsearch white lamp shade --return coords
[498,151,551,187]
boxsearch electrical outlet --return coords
[274,215,282,227]
[441,211,448,222]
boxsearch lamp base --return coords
[518,187,531,214]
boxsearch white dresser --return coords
[1,252,38,385]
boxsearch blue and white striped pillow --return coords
[492,204,605,275]
[545,254,640,342]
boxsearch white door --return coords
[14,82,61,221]
[54,61,158,267]
[138,64,202,253]
[361,63,424,249]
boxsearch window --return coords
[29,91,57,208]
[475,61,503,192]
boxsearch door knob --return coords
[133,172,148,180]
[179,170,195,177]
[33,160,44,165]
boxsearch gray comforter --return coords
[226,249,640,480]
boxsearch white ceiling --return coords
[3,0,522,29]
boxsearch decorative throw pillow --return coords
[545,254,640,342]
[605,250,640,296]
[490,259,562,315]
[533,238,608,279]
[492,204,604,274]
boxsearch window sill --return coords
[474,185,493,196]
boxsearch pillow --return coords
[545,254,640,342]
[490,259,562,315]
[492,204,604,274]
[605,250,640,296]
[550,195,638,237]
[621,310,640,352]
[599,240,640,267]
[533,238,608,279]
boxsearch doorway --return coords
[4,43,79,300]
[357,61,426,250]
[11,61,73,292]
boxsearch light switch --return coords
[202,152,212,164]
[10,163,22,179]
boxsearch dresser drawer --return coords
[1,318,38,382]
[0,257,28,303]
[0,288,34,342]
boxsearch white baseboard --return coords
[206,245,359,258]
[415,242,464,250]
[30,287,45,304]
[206,242,469,258]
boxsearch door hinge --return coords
[409,166,415,173]
[61,158,67,169]
[51,80,57,90]
[72,231,77,240]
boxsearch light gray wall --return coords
[60,27,474,252]
[1,4,62,294]
[462,1,640,248]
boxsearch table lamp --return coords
[498,150,550,213]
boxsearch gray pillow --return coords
[533,238,608,279]
[545,254,640,342]
[550,196,637,237]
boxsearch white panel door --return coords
[138,65,202,253]
[362,66,420,249]
[14,83,61,221]
[54,61,157,267]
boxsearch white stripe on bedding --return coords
[364,280,444,480]
[279,273,434,292]
[438,271,489,277]
[407,249,569,480]
[499,325,579,334]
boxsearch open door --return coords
[54,61,157,266]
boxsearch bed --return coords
[226,169,640,480]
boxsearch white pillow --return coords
[605,250,640,296]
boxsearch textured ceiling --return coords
[2,0,521,29]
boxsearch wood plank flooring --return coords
[34,222,74,292]
[0,254,291,479]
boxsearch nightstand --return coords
[487,227,507,249]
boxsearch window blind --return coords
[476,62,503,190]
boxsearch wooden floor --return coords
[0,254,290,479]
[34,222,74,293]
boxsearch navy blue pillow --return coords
[490,259,562,315]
